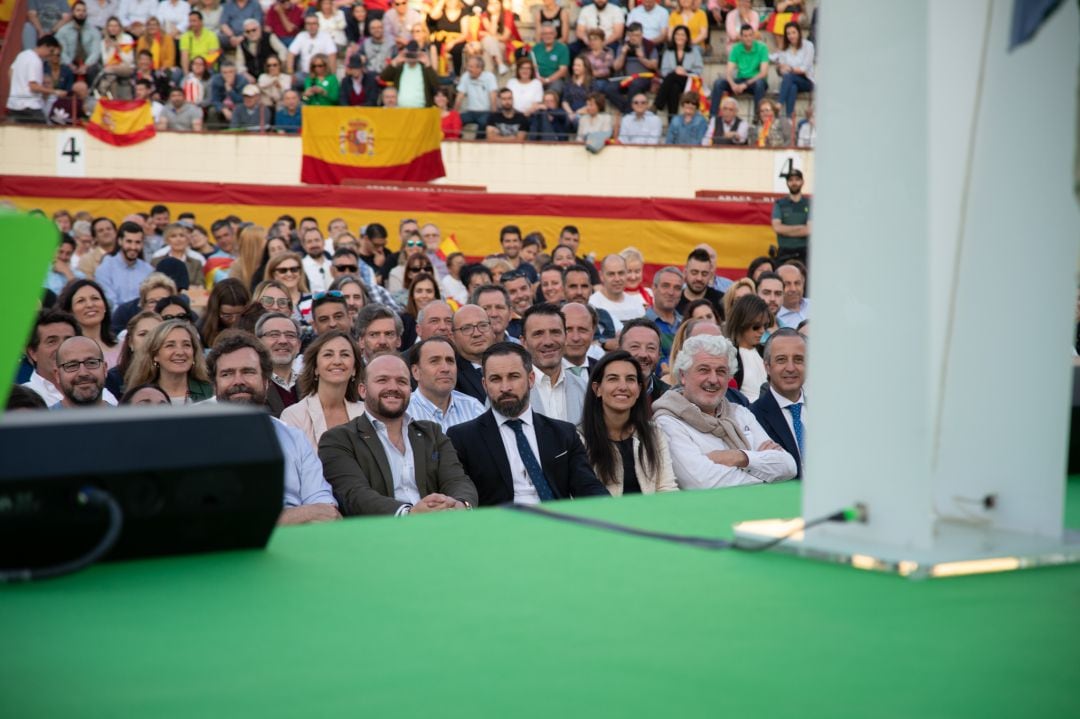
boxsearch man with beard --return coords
[771,168,811,265]
[319,354,477,516]
[95,221,153,308]
[255,312,300,417]
[51,337,109,409]
[447,342,608,506]
[520,303,586,425]
[354,304,403,361]
[676,248,724,319]
[207,331,340,525]
[755,271,784,337]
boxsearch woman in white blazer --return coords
[280,330,365,451]
[578,350,678,496]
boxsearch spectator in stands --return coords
[106,310,162,398]
[646,266,683,371]
[267,0,304,45]
[208,331,340,525]
[320,353,477,516]
[612,22,657,112]
[684,298,717,323]
[57,2,102,86]
[461,264,493,298]
[507,57,543,116]
[79,217,119,278]
[519,303,586,425]
[704,95,748,146]
[133,77,164,122]
[308,290,350,339]
[134,23,174,90]
[539,265,565,304]
[126,319,213,403]
[302,52,340,105]
[666,91,708,145]
[619,247,651,308]
[721,277,756,321]
[354,304,402,362]
[380,40,439,108]
[502,270,534,334]
[255,311,300,417]
[236,18,286,81]
[590,254,647,327]
[751,328,807,478]
[179,10,219,73]
[528,89,570,141]
[51,337,109,409]
[383,0,422,48]
[485,88,528,142]
[455,55,496,132]
[797,103,816,148]
[152,223,204,288]
[326,275,366,329]
[218,0,263,51]
[618,317,670,402]
[617,93,661,144]
[208,61,247,126]
[776,263,810,328]
[451,304,494,403]
[24,310,83,406]
[575,91,614,143]
[724,0,761,51]
[358,221,394,285]
[407,336,485,432]
[560,56,593,131]
[299,226,331,293]
[772,169,811,264]
[280,329,364,449]
[7,36,64,124]
[711,23,769,117]
[533,0,569,44]
[531,22,569,96]
[70,221,95,268]
[628,0,668,45]
[668,0,707,48]
[655,24,701,116]
[228,224,266,291]
[477,0,514,75]
[582,27,615,92]
[340,53,374,106]
[573,0,624,56]
[773,21,814,119]
[266,251,309,309]
[45,237,81,296]
[156,0,190,38]
[24,1,73,50]
[748,256,774,283]
[379,86,398,107]
[754,271,784,336]
[362,18,393,75]
[182,55,213,111]
[96,222,152,310]
[676,248,722,318]
[474,284,514,344]
[580,350,678,494]
[313,0,347,53]
[749,98,791,148]
[201,278,250,348]
[95,16,135,98]
[560,302,600,376]
[343,1,367,58]
[654,334,796,489]
[119,0,156,35]
[288,14,337,77]
[257,51,291,107]
[433,86,462,138]
[197,0,224,36]
[274,89,302,132]
[725,294,770,402]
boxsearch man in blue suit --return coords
[447,342,609,506]
[750,329,807,478]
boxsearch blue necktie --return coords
[788,403,804,457]
[505,419,555,501]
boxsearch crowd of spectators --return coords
[6,0,817,145]
[13,189,813,523]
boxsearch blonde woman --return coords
[620,246,652,308]
[265,251,309,309]
[125,319,213,404]
[721,277,756,320]
[229,224,268,291]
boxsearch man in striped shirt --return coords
[407,337,484,432]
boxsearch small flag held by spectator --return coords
[86,99,156,146]
[437,234,461,262]
[763,12,800,36]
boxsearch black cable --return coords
[505,504,859,554]
[0,487,124,583]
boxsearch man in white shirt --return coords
[300,226,332,294]
[627,0,669,45]
[119,0,157,33]
[653,334,797,489]
[287,15,336,76]
[617,93,663,144]
[319,354,478,516]
[573,0,625,54]
[7,36,64,123]
[520,303,587,425]
[23,309,118,406]
[50,337,110,409]
[588,254,646,329]
[751,328,807,478]
[776,263,811,328]
[407,336,485,432]
[155,0,192,37]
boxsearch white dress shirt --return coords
[407,388,484,432]
[588,291,646,326]
[156,0,192,35]
[656,404,797,489]
[23,371,118,406]
[302,254,330,293]
[532,367,567,423]
[769,385,805,459]
[491,406,542,505]
[368,411,421,512]
[738,347,768,403]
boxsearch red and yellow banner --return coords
[0,176,775,278]
[0,0,13,35]
[86,99,156,147]
[764,12,801,35]
[301,107,445,185]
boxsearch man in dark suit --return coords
[319,354,478,516]
[255,312,301,418]
[447,342,609,506]
[452,304,494,403]
[750,329,807,478]
[618,317,670,403]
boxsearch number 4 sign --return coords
[773,152,803,193]
[56,130,86,177]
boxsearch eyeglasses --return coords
[244,28,259,34]
[259,296,292,309]
[258,330,299,341]
[454,321,491,335]
[334,264,358,273]
[162,313,192,322]
[409,265,433,273]
[274,265,301,275]
[58,358,104,373]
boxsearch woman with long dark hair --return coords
[725,294,771,402]
[58,279,120,367]
[279,330,365,450]
[579,351,678,495]
[200,278,251,349]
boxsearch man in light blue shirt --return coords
[617,93,662,144]
[95,220,153,308]
[408,337,485,431]
[455,56,496,129]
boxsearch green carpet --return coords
[2,481,1078,718]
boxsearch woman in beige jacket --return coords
[280,330,365,451]
[578,351,679,496]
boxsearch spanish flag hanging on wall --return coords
[86,99,156,146]
[301,107,445,185]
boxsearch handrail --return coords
[0,0,29,120]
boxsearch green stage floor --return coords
[3,481,1079,718]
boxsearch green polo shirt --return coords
[729,40,768,80]
[531,42,569,80]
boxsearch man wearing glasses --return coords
[382,0,422,49]
[51,337,110,409]
[287,15,336,77]
[451,304,495,403]
[255,312,301,417]
[617,92,662,145]
[237,18,287,81]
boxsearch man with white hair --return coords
[652,334,796,489]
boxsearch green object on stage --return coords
[0,212,57,406]
[2,482,1079,717]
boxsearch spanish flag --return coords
[437,233,461,262]
[300,107,446,185]
[763,12,801,36]
[86,99,156,147]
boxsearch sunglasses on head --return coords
[313,290,344,301]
